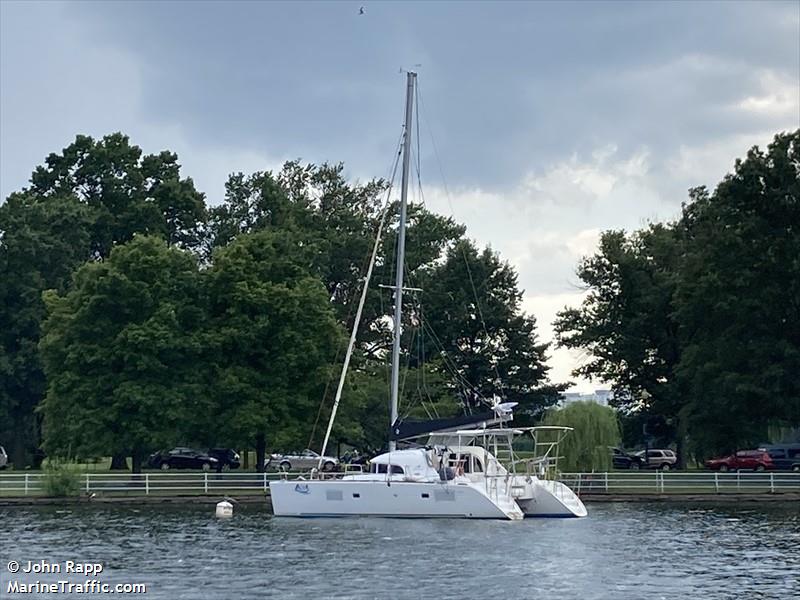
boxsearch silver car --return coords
[0,445,8,470]
[266,449,339,472]
[634,449,678,470]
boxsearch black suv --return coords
[148,448,219,471]
[208,448,241,471]
[611,447,643,470]
[758,445,800,472]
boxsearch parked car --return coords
[265,449,339,472]
[0,445,8,470]
[704,450,774,472]
[757,445,800,472]
[147,447,219,471]
[610,447,643,470]
[208,448,241,471]
[634,449,678,470]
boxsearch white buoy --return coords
[215,500,233,518]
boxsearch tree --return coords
[541,402,621,472]
[39,236,205,473]
[203,229,343,470]
[414,239,564,420]
[30,133,207,256]
[208,162,469,451]
[1,133,207,468]
[554,130,800,460]
[0,193,95,468]
[675,130,800,456]
[553,225,684,453]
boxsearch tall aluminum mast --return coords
[389,71,416,452]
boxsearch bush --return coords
[541,401,621,472]
[43,461,81,497]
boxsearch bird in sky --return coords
[359,6,365,15]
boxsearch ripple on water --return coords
[1,502,798,599]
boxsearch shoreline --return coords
[2,491,799,507]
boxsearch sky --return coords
[1,1,798,392]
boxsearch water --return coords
[2,502,798,599]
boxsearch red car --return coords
[704,450,774,472]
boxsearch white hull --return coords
[514,478,587,518]
[270,479,523,519]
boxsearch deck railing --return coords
[1,470,799,497]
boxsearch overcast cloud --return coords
[2,0,798,391]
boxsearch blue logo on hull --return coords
[294,483,310,494]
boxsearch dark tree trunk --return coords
[31,415,45,468]
[243,449,249,470]
[675,418,686,470]
[9,407,43,469]
[131,452,142,474]
[10,427,29,470]
[255,434,266,473]
[110,453,129,470]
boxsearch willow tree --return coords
[541,401,621,472]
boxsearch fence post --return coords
[659,471,665,493]
[85,473,90,494]
[604,472,609,492]
[769,472,774,494]
[145,473,150,496]
[24,474,29,496]
[204,472,208,494]
[576,473,582,495]
[714,472,719,493]
[263,471,268,492]
[737,471,740,491]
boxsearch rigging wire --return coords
[416,81,508,404]
[307,127,405,450]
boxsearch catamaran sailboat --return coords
[269,72,587,520]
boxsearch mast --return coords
[389,71,416,452]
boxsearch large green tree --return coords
[0,194,95,467]
[208,162,470,451]
[413,239,564,421]
[203,229,343,470]
[554,130,800,460]
[1,133,207,468]
[30,133,207,255]
[39,236,205,473]
[675,131,800,456]
[554,225,684,453]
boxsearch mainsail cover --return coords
[389,412,501,441]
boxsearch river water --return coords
[2,502,798,599]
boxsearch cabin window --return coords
[370,463,404,474]
[352,493,360,498]
[421,493,430,499]
[471,457,483,472]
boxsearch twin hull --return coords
[270,480,513,519]
[269,478,586,519]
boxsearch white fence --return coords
[0,472,283,496]
[561,471,800,494]
[1,471,799,497]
